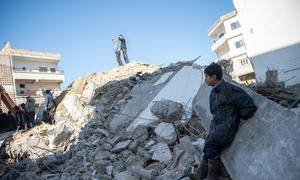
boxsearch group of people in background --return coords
[112,34,129,66]
[0,89,57,133]
[0,96,35,132]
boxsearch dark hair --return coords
[45,89,50,94]
[204,62,223,80]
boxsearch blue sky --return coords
[0,0,234,88]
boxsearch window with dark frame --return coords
[39,67,48,72]
[218,33,225,39]
[20,84,25,88]
[240,59,249,65]
[50,68,56,72]
[235,40,245,48]
[231,21,241,30]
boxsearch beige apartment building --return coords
[208,10,255,84]
[0,42,64,111]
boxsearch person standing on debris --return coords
[7,111,17,130]
[185,63,257,180]
[14,106,26,131]
[118,34,129,64]
[21,103,31,129]
[112,37,123,66]
[25,96,36,127]
[44,89,57,124]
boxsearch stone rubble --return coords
[0,61,230,179]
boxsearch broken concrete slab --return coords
[63,93,85,121]
[47,121,73,149]
[166,136,200,170]
[154,122,177,144]
[82,82,96,104]
[114,171,139,180]
[94,128,110,137]
[106,136,122,146]
[151,143,172,163]
[153,72,173,86]
[109,74,166,133]
[193,70,300,180]
[129,125,148,140]
[151,100,184,123]
[112,140,132,153]
[128,66,202,132]
[129,165,158,179]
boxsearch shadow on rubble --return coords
[0,61,230,180]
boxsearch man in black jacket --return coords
[186,63,257,179]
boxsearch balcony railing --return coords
[13,67,64,74]
[16,89,62,97]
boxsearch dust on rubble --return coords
[0,61,226,179]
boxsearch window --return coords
[50,68,56,72]
[235,40,245,48]
[231,21,241,30]
[218,33,224,39]
[240,59,249,65]
[20,84,25,88]
[22,67,26,70]
[19,90,24,95]
[39,67,48,72]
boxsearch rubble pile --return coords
[251,85,299,108]
[249,69,300,108]
[0,62,219,180]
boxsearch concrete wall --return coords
[0,55,16,112]
[250,42,300,85]
[233,0,300,85]
[232,54,254,77]
[193,69,300,180]
[227,34,246,58]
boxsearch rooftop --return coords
[0,42,61,60]
[208,10,237,36]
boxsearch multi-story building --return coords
[0,42,64,111]
[232,0,300,86]
[208,10,255,83]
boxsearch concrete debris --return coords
[112,140,132,153]
[251,69,300,108]
[154,122,177,144]
[151,100,184,123]
[129,165,158,179]
[151,143,173,163]
[47,121,73,149]
[192,138,205,152]
[114,171,139,180]
[251,84,299,108]
[153,71,173,86]
[1,61,298,179]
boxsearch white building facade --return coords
[0,42,64,110]
[232,0,300,86]
[208,11,255,83]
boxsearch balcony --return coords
[211,35,227,52]
[13,68,64,82]
[211,28,243,52]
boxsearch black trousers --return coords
[203,144,223,160]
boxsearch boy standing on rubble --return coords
[185,63,257,179]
